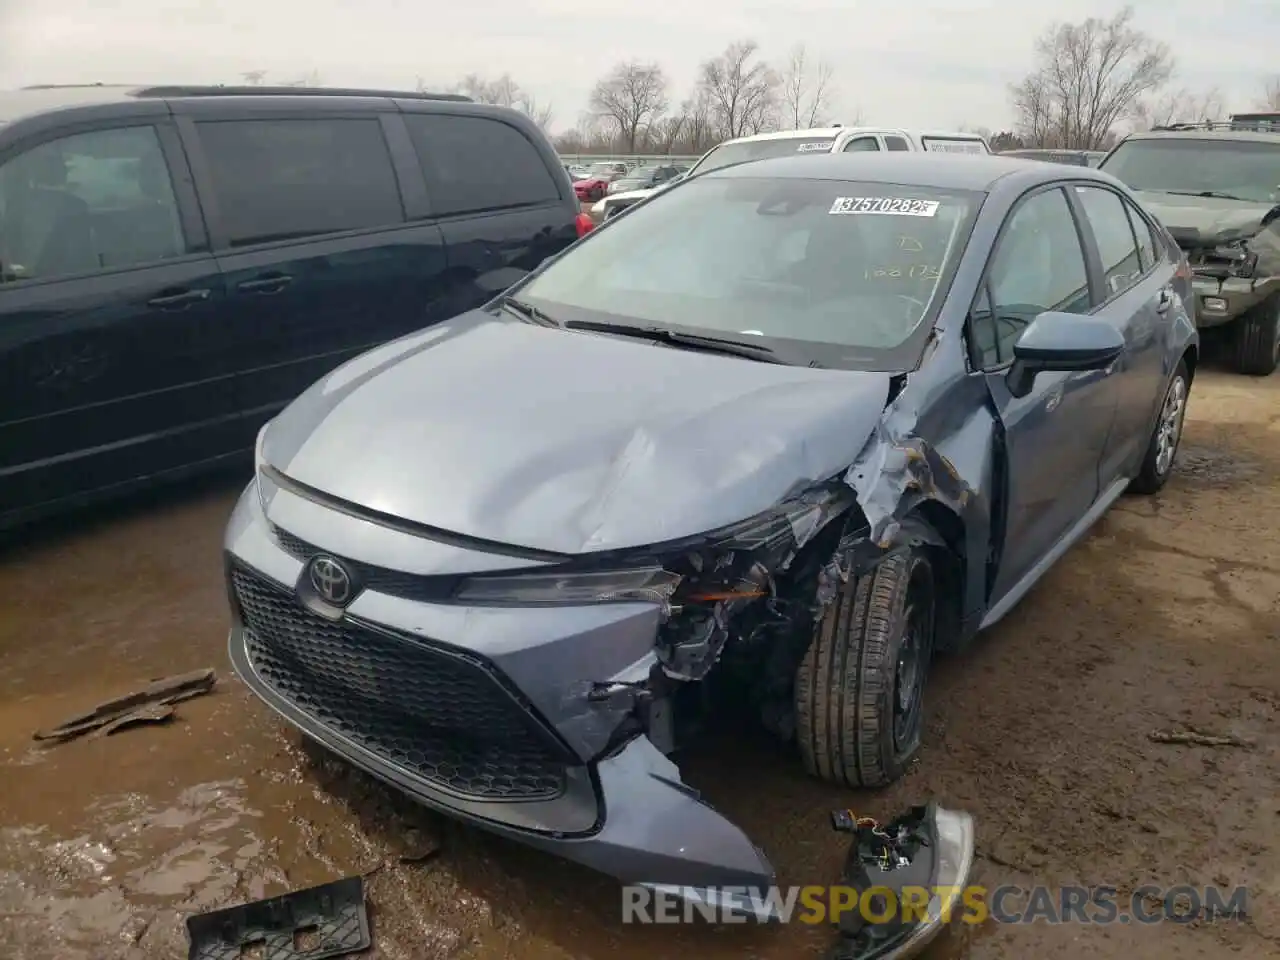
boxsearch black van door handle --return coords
[147,288,211,309]
[237,274,294,294]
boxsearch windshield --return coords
[1101,138,1280,204]
[689,138,837,176]
[517,176,982,370]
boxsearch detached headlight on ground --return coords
[829,803,976,960]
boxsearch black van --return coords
[0,84,588,527]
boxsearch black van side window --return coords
[195,118,404,247]
[403,114,560,216]
[0,125,185,283]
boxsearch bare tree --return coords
[1134,86,1225,128]
[699,40,781,140]
[1009,6,1174,149]
[650,114,687,154]
[780,44,836,129]
[589,61,669,152]
[449,73,553,130]
[1261,77,1280,111]
[241,70,267,85]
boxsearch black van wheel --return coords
[795,549,936,788]
[1231,296,1280,376]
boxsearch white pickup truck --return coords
[591,126,991,221]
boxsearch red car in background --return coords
[573,161,628,202]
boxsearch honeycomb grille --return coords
[232,567,570,801]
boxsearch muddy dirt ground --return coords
[1,365,1277,960]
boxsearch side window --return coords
[1074,186,1143,298]
[1123,198,1157,272]
[0,125,185,283]
[978,188,1090,367]
[884,136,911,152]
[403,114,561,217]
[842,137,881,153]
[196,118,403,247]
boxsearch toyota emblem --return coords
[308,556,354,606]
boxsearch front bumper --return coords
[224,479,774,890]
[1190,274,1275,327]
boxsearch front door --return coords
[0,121,232,519]
[969,185,1119,605]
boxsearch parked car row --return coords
[591,126,992,223]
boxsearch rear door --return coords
[968,184,1119,604]
[399,110,577,312]
[176,100,450,417]
[1069,183,1172,484]
[0,117,233,519]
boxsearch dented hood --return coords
[1133,190,1278,245]
[262,313,891,555]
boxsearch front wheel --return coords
[1129,360,1189,495]
[795,548,936,788]
[1231,296,1279,376]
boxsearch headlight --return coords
[451,483,855,606]
[453,566,681,605]
[591,198,607,216]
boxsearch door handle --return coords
[1156,287,1174,314]
[237,274,294,294]
[147,288,211,309]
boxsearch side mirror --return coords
[1006,311,1123,398]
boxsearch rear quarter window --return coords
[404,114,562,216]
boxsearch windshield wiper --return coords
[501,297,562,327]
[563,319,790,364]
[1160,189,1253,202]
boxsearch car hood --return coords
[261,313,892,555]
[606,185,661,204]
[1133,190,1279,244]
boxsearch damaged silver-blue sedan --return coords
[225,152,1198,903]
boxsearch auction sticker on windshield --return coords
[829,196,940,216]
[796,140,836,152]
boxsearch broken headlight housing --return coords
[450,482,856,607]
[1212,240,1259,279]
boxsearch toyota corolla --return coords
[225,153,1197,911]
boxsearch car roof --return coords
[705,151,1114,192]
[1119,129,1280,145]
[0,83,469,126]
[718,126,986,146]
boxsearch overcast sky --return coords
[0,0,1275,133]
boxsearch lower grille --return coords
[232,567,571,801]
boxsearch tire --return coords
[1129,360,1190,495]
[795,548,936,788]
[1231,296,1280,376]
